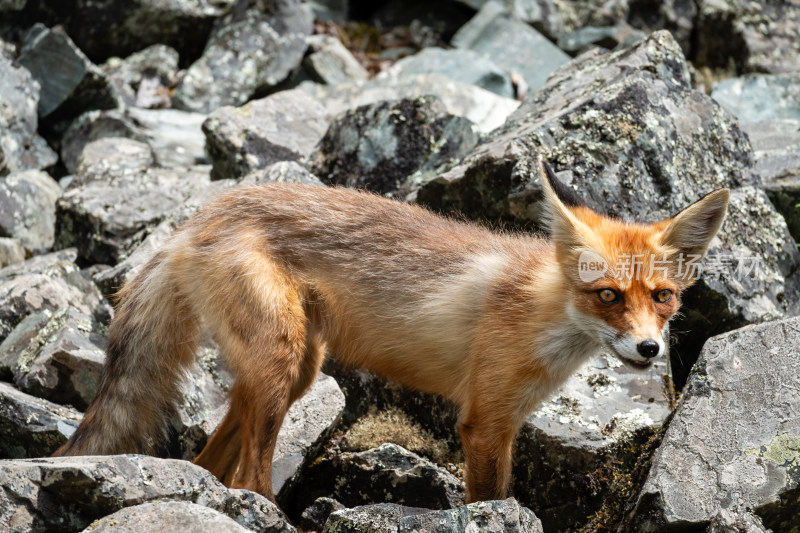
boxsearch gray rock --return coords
[306,0,347,23]
[82,501,251,533]
[304,34,368,86]
[299,74,519,133]
[0,51,58,175]
[706,509,771,533]
[127,108,209,168]
[309,96,480,195]
[100,45,180,109]
[55,138,211,265]
[173,0,313,113]
[274,373,345,498]
[451,1,570,94]
[454,0,564,38]
[556,24,647,55]
[203,91,329,180]
[240,161,324,186]
[60,110,145,174]
[92,179,235,296]
[712,73,800,124]
[0,238,25,268]
[695,0,800,74]
[17,24,121,119]
[301,497,346,532]
[417,32,799,383]
[513,355,671,531]
[744,119,800,242]
[627,316,800,532]
[324,499,543,533]
[0,310,51,380]
[8,307,106,411]
[0,169,62,252]
[0,455,296,533]
[0,381,82,458]
[292,443,464,515]
[390,47,514,98]
[398,499,543,533]
[0,249,111,343]
[73,137,155,186]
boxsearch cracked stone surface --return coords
[628,316,800,532]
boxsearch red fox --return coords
[55,160,729,504]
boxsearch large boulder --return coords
[0,455,296,533]
[627,316,800,532]
[308,96,480,195]
[0,48,58,175]
[173,0,313,113]
[416,31,799,385]
[203,90,329,181]
[0,169,62,252]
[81,501,251,533]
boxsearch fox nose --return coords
[637,340,660,359]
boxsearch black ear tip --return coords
[539,159,586,209]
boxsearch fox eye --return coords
[654,289,673,303]
[597,288,619,303]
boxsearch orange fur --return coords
[54,161,729,504]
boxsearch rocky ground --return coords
[0,0,799,532]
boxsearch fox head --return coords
[538,160,729,370]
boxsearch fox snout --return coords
[608,326,669,370]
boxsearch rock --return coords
[513,355,671,531]
[627,316,800,532]
[92,179,235,296]
[0,0,25,12]
[397,498,543,533]
[55,138,211,265]
[82,501,251,533]
[301,497,345,532]
[303,34,368,86]
[298,74,519,133]
[0,249,111,343]
[289,443,464,517]
[324,499,543,533]
[0,50,58,175]
[308,96,480,195]
[60,110,144,174]
[126,108,209,168]
[8,307,106,411]
[743,119,800,242]
[451,1,570,94]
[711,73,800,124]
[17,24,121,119]
[556,24,647,56]
[0,455,296,533]
[0,238,25,268]
[274,373,345,498]
[203,91,329,181]
[240,161,324,186]
[0,310,51,380]
[417,32,799,384]
[706,509,771,533]
[454,0,564,39]
[0,381,82,458]
[0,169,62,252]
[694,0,800,74]
[100,44,180,109]
[389,47,514,98]
[306,0,347,23]
[73,137,155,186]
[173,0,313,113]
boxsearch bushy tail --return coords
[54,246,201,456]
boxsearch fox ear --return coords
[538,159,589,248]
[660,189,730,258]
